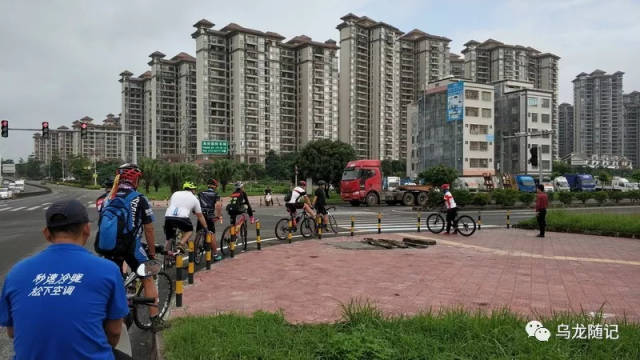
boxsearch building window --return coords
[542,160,551,170]
[541,145,550,154]
[528,97,538,106]
[470,141,489,151]
[469,124,488,135]
[481,91,492,101]
[469,158,489,168]
[541,114,550,123]
[531,113,538,122]
[465,107,479,117]
[482,108,492,118]
[542,98,550,108]
[465,90,479,100]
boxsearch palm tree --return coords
[211,159,236,192]
[139,157,160,194]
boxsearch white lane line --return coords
[0,207,11,212]
[88,204,96,208]
[42,202,52,206]
[26,205,42,211]
[10,206,26,212]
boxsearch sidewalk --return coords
[172,229,640,323]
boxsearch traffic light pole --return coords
[500,130,553,182]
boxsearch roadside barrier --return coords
[256,221,262,250]
[287,219,293,243]
[175,256,184,307]
[229,225,236,258]
[417,213,421,232]
[477,212,482,230]
[506,210,511,229]
[317,216,322,239]
[205,232,212,270]
[187,239,195,284]
[377,213,382,234]
[350,216,355,236]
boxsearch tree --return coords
[265,150,296,181]
[247,164,266,180]
[49,156,63,181]
[630,170,640,183]
[96,160,120,186]
[551,160,571,178]
[68,156,92,185]
[164,162,200,194]
[297,140,356,189]
[210,159,237,192]
[16,156,43,179]
[597,170,612,185]
[418,165,458,188]
[381,159,407,177]
[139,157,161,194]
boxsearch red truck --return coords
[340,160,433,206]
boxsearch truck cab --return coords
[553,176,570,192]
[340,160,382,206]
[564,174,596,192]
[612,177,630,192]
[515,175,536,192]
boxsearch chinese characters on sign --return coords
[447,82,464,122]
[201,140,228,154]
[28,273,84,297]
[556,323,619,340]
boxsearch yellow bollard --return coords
[175,255,183,307]
[317,216,322,239]
[477,212,482,230]
[205,231,212,270]
[187,239,195,284]
[350,216,355,237]
[229,225,236,258]
[417,213,421,232]
[377,213,382,234]
[256,221,262,250]
[506,210,511,229]
[287,220,293,243]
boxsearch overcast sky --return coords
[1,0,638,161]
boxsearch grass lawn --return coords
[518,210,640,237]
[163,302,640,360]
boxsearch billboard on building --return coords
[447,82,464,122]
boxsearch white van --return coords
[553,176,570,192]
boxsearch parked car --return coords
[0,187,12,200]
[553,176,570,192]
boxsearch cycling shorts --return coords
[105,237,149,274]
[196,212,217,233]
[315,205,327,215]
[164,217,194,240]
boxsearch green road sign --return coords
[202,140,228,154]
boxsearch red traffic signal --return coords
[80,122,88,138]
[42,122,50,138]
[1,120,7,138]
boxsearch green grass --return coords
[518,210,640,237]
[163,301,640,360]
[140,182,292,200]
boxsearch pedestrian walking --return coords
[536,184,548,237]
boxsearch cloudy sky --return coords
[1,0,638,160]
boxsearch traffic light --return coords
[529,146,538,167]
[80,122,88,138]
[42,121,49,138]
[1,120,7,138]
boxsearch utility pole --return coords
[132,130,137,164]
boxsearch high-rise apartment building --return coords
[338,14,451,160]
[573,70,624,158]
[494,80,553,175]
[449,54,465,78]
[120,52,197,161]
[462,40,559,159]
[558,103,574,158]
[624,91,640,168]
[406,79,495,178]
[191,20,338,163]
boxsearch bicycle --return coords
[219,212,249,258]
[121,256,173,330]
[426,208,476,237]
[162,227,184,269]
[275,210,317,240]
[193,213,221,264]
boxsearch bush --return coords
[629,190,640,203]
[451,190,472,207]
[518,210,640,237]
[557,192,573,206]
[608,191,626,204]
[492,189,518,207]
[426,189,443,209]
[575,192,592,204]
[593,191,608,205]
[518,192,535,206]
[472,193,490,207]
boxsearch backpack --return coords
[95,191,141,255]
[284,190,293,202]
[226,191,242,213]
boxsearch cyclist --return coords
[96,163,168,332]
[197,179,223,261]
[95,177,114,212]
[312,180,328,229]
[226,182,254,227]
[441,183,458,234]
[286,180,315,226]
[164,181,209,253]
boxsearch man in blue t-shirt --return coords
[0,199,128,359]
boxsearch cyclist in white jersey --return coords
[164,182,208,251]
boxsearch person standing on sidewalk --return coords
[536,184,548,238]
[441,184,457,234]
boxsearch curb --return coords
[16,182,52,198]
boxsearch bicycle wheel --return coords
[300,217,315,238]
[426,213,445,234]
[275,218,291,241]
[328,214,338,234]
[193,231,205,265]
[220,226,231,257]
[133,271,173,330]
[455,215,477,237]
[237,222,247,252]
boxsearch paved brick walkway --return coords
[172,229,640,323]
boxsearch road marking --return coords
[88,204,96,208]
[10,206,26,212]
[0,207,11,212]
[26,205,42,211]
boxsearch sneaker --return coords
[150,316,170,332]
[176,244,187,254]
[213,254,223,262]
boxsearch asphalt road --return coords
[2,184,640,358]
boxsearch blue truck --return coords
[564,174,596,192]
[515,175,536,192]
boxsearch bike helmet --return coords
[234,181,244,190]
[208,178,219,187]
[440,183,450,190]
[116,163,142,188]
[298,180,306,187]
[183,181,197,190]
